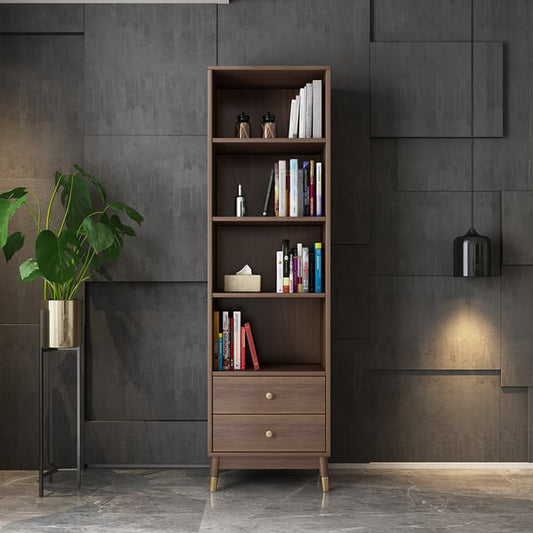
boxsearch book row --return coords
[288,79,322,139]
[265,159,323,218]
[277,240,323,293]
[213,311,260,371]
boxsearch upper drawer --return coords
[213,376,325,414]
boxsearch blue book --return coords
[218,333,223,371]
[314,242,322,293]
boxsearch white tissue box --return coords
[224,274,261,292]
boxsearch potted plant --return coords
[0,164,143,347]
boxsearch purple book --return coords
[292,248,298,293]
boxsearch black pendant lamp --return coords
[453,0,491,277]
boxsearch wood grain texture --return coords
[371,276,501,370]
[213,376,325,414]
[0,325,39,468]
[371,42,471,137]
[84,135,207,282]
[0,5,83,33]
[84,4,216,135]
[474,42,503,137]
[475,0,528,190]
[501,266,533,387]
[372,0,470,41]
[85,420,207,464]
[397,139,471,192]
[86,282,207,420]
[500,387,528,461]
[372,373,501,461]
[213,415,325,452]
[0,36,83,180]
[502,191,533,265]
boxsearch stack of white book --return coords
[288,79,323,139]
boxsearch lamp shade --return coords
[453,228,491,277]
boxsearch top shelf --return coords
[209,66,330,89]
[212,138,326,155]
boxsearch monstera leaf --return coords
[35,229,80,284]
[0,192,26,249]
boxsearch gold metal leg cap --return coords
[210,476,218,492]
[321,476,329,492]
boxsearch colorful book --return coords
[316,161,323,217]
[302,246,309,293]
[309,249,315,293]
[244,322,260,370]
[222,311,230,370]
[310,160,316,216]
[218,333,223,371]
[274,162,279,217]
[297,242,303,293]
[303,161,310,216]
[213,310,220,368]
[291,248,298,293]
[289,158,299,217]
[298,168,304,217]
[241,326,246,370]
[276,250,283,293]
[229,317,234,370]
[278,160,287,217]
[282,239,290,293]
[233,311,241,370]
[314,242,322,293]
[312,79,322,138]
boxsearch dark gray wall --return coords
[0,0,532,468]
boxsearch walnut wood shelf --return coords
[212,216,326,226]
[207,65,331,493]
[212,138,326,155]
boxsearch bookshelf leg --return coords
[319,457,329,492]
[209,457,219,492]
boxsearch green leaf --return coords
[35,229,80,284]
[110,214,136,237]
[108,202,144,225]
[0,195,26,248]
[19,258,43,282]
[74,164,107,204]
[60,172,92,231]
[81,217,114,253]
[2,231,24,262]
[0,187,27,200]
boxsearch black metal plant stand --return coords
[39,311,84,497]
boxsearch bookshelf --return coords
[207,66,331,492]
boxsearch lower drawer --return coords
[213,414,325,452]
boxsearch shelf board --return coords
[212,363,326,376]
[213,292,325,299]
[212,138,326,155]
[212,216,326,226]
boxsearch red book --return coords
[244,322,260,370]
[241,326,246,370]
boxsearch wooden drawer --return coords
[213,414,325,452]
[213,376,325,414]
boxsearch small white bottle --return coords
[235,184,245,217]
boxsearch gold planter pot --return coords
[42,300,84,348]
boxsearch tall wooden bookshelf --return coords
[207,66,331,492]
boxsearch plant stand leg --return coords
[319,457,329,493]
[209,457,219,492]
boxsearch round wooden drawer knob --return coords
[265,392,274,400]
[265,430,274,438]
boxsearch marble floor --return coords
[1,467,533,532]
